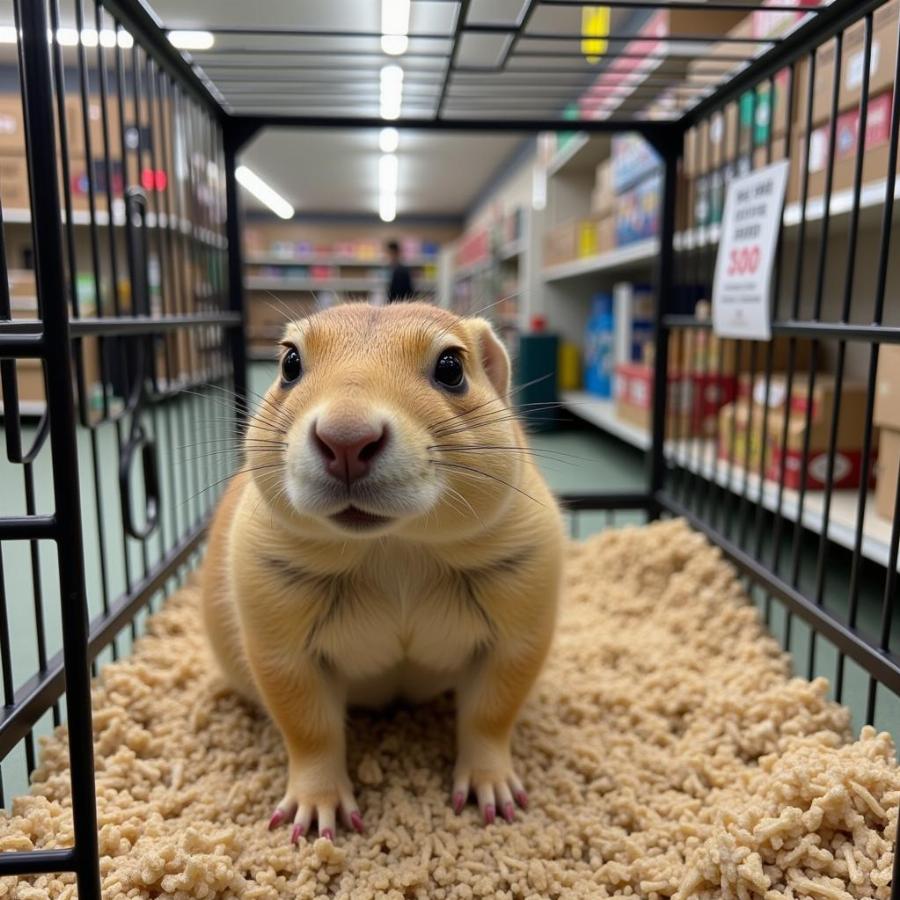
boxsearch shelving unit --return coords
[561,391,897,571]
[542,238,658,283]
[247,275,437,293]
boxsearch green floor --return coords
[0,360,894,801]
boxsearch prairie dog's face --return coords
[245,303,521,540]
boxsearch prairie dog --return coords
[201,302,563,841]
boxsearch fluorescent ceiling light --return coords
[12,27,134,47]
[235,165,294,220]
[379,153,398,195]
[381,0,410,56]
[379,127,399,153]
[379,193,397,223]
[168,30,215,50]
[380,64,403,120]
[379,153,398,223]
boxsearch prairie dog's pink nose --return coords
[313,419,388,484]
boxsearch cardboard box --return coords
[615,362,737,437]
[592,160,614,215]
[611,135,661,194]
[544,218,611,266]
[718,398,773,473]
[0,155,29,211]
[795,0,899,127]
[789,90,898,202]
[875,344,900,430]
[8,270,36,300]
[758,375,874,490]
[0,96,25,153]
[543,220,580,267]
[875,427,900,520]
[596,215,615,254]
[247,292,315,345]
[615,174,662,246]
[4,340,101,412]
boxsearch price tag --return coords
[712,160,789,341]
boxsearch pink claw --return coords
[321,828,334,842]
[269,809,286,830]
[514,789,529,809]
[290,823,305,844]
[452,791,466,815]
[502,802,515,823]
[483,803,496,825]
[350,811,365,834]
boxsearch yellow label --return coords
[582,6,610,64]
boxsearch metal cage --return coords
[0,0,898,896]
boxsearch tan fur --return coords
[201,302,563,835]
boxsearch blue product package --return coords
[614,174,662,246]
[611,134,661,193]
[584,293,615,397]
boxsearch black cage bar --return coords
[0,0,898,897]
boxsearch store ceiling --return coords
[144,0,618,219]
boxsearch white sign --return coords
[712,160,789,341]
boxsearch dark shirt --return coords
[387,264,414,302]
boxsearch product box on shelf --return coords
[246,293,316,346]
[615,362,737,437]
[592,160,614,216]
[789,90,896,203]
[584,294,614,398]
[611,135,660,194]
[0,155,28,210]
[717,399,772,474]
[877,429,900,520]
[795,0,899,127]
[875,344,900,430]
[741,374,874,491]
[615,174,661,246]
[0,96,24,154]
[874,344,900,520]
[544,217,612,266]
[543,221,579,268]
[6,296,102,409]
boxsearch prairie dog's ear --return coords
[467,317,511,398]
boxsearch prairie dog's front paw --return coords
[268,764,362,842]
[452,747,528,824]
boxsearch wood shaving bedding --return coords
[0,519,897,899]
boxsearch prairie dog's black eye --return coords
[434,350,464,389]
[281,347,302,384]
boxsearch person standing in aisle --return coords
[386,239,415,302]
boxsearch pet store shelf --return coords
[246,254,436,268]
[454,258,494,280]
[2,206,227,248]
[499,239,524,261]
[547,133,611,177]
[247,276,436,293]
[560,392,652,450]
[674,179,900,252]
[542,239,659,283]
[668,441,897,571]
[562,392,895,570]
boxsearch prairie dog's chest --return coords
[308,552,495,685]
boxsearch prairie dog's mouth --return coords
[329,506,394,531]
